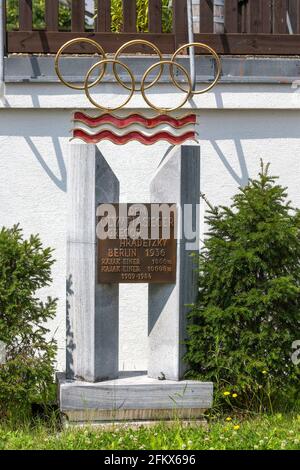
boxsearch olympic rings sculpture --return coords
[55,38,222,113]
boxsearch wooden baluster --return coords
[72,0,85,32]
[19,0,32,31]
[288,0,300,33]
[249,0,272,33]
[149,0,162,33]
[122,0,136,32]
[96,0,111,32]
[173,0,188,48]
[224,0,239,33]
[45,0,59,31]
[273,0,288,33]
[261,0,272,33]
[200,0,214,33]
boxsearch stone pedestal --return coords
[148,145,200,381]
[58,372,213,424]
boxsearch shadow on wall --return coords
[25,136,67,192]
[195,108,300,187]
[0,108,299,192]
[210,139,249,186]
[160,141,249,187]
[0,110,70,192]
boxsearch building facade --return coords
[1,1,300,372]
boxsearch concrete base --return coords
[58,372,213,425]
[62,419,208,430]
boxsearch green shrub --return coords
[185,162,300,412]
[108,0,173,32]
[0,226,57,419]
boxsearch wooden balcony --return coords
[4,0,300,55]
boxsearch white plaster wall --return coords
[0,85,300,372]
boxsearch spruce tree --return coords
[185,162,300,410]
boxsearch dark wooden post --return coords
[149,0,162,33]
[19,0,32,31]
[224,0,239,33]
[200,0,214,33]
[273,0,288,33]
[72,0,85,32]
[173,0,188,49]
[46,0,59,31]
[96,0,111,32]
[122,0,136,32]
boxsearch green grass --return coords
[0,414,300,450]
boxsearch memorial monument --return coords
[56,39,221,424]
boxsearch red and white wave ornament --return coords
[72,112,197,146]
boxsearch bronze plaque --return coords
[97,203,177,284]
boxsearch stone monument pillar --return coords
[66,144,119,382]
[149,145,200,381]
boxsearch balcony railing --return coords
[4,0,300,55]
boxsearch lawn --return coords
[0,414,299,450]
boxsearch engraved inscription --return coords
[97,204,177,284]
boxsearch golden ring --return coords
[84,59,135,112]
[171,42,221,95]
[114,39,163,92]
[55,38,106,90]
[141,60,192,113]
